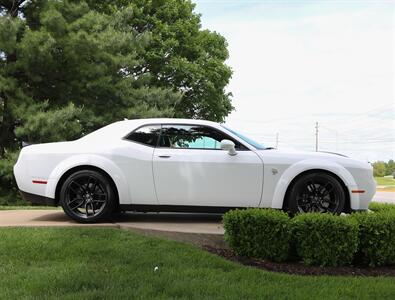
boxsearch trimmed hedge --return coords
[223,209,292,262]
[368,202,395,213]
[223,205,395,267]
[292,213,359,266]
[352,210,395,266]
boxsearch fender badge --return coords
[271,168,278,175]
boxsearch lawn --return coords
[375,177,395,187]
[0,228,394,299]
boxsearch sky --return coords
[193,0,394,162]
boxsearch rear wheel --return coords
[60,170,116,223]
[286,172,345,214]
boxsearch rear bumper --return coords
[19,190,56,206]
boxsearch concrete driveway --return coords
[0,210,224,233]
[0,210,226,247]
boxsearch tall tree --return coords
[0,0,182,154]
[84,0,233,121]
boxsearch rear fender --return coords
[45,154,129,204]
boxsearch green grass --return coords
[0,228,394,299]
[375,177,395,187]
[369,202,395,213]
[0,205,60,210]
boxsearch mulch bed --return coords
[202,245,395,277]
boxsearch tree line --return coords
[372,160,395,178]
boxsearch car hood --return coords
[254,149,370,169]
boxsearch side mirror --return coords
[220,139,237,156]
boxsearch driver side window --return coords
[159,124,247,150]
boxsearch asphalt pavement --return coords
[373,191,395,204]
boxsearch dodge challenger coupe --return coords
[14,118,376,223]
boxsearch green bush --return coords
[223,209,292,262]
[0,151,24,205]
[368,202,395,213]
[224,207,395,267]
[292,213,359,266]
[352,211,395,266]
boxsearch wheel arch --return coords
[282,169,351,213]
[270,159,357,212]
[44,154,129,206]
[54,165,120,207]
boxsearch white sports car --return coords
[14,118,376,223]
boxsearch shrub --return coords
[223,209,292,262]
[292,213,358,266]
[352,211,395,266]
[0,151,24,205]
[368,202,395,213]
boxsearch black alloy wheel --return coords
[286,172,345,214]
[60,170,116,223]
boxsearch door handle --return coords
[158,155,171,158]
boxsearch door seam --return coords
[151,148,160,205]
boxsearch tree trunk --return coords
[1,0,25,17]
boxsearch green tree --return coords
[1,0,233,153]
[385,159,395,176]
[84,0,233,121]
[1,0,182,152]
[1,0,196,203]
[0,0,183,149]
[373,161,386,177]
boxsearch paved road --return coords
[373,191,395,204]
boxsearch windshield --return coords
[221,125,266,150]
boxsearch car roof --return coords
[80,118,223,142]
[122,118,219,126]
[79,118,259,150]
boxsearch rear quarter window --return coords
[125,125,161,147]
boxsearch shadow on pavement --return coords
[111,212,223,224]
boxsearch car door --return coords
[152,124,264,208]
[118,124,162,205]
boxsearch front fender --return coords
[45,154,129,204]
[270,159,358,209]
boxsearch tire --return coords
[60,170,116,223]
[285,172,345,214]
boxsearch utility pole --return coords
[315,122,319,152]
[275,133,279,149]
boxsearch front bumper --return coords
[347,167,376,210]
[19,190,56,206]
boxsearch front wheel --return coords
[60,170,116,223]
[286,172,345,214]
